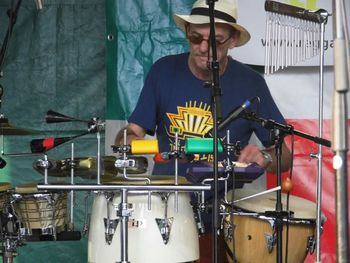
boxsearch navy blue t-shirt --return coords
[129,53,286,182]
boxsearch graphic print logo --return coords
[167,101,213,140]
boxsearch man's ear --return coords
[229,30,241,48]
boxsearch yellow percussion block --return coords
[104,175,188,185]
[131,140,159,155]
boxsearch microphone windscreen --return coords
[30,139,47,153]
[30,137,72,153]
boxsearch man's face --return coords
[186,23,239,75]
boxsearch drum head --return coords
[15,182,39,194]
[234,191,316,219]
[103,175,188,185]
[0,182,11,192]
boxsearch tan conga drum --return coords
[223,192,317,263]
[12,183,68,238]
[88,175,199,263]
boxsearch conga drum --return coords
[223,192,317,263]
[12,183,68,239]
[88,175,199,263]
[0,182,12,212]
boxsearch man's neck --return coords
[188,56,228,80]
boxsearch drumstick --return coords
[233,186,281,203]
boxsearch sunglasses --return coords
[186,32,233,46]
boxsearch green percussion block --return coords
[185,138,223,154]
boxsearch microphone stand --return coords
[205,1,222,263]
[0,0,23,75]
[242,112,331,263]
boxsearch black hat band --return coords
[191,7,237,23]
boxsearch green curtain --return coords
[106,0,192,120]
[0,0,106,262]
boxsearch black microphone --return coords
[207,98,253,137]
[30,137,72,153]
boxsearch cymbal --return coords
[0,117,36,135]
[33,156,148,180]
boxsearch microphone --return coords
[30,137,72,153]
[34,0,43,10]
[207,98,253,137]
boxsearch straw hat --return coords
[173,0,250,47]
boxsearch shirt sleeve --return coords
[128,63,159,136]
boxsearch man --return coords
[115,0,292,262]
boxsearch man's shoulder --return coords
[228,57,264,80]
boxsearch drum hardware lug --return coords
[224,221,235,241]
[82,222,89,237]
[307,235,316,254]
[82,192,91,236]
[264,233,275,253]
[155,217,174,244]
[193,205,205,234]
[155,193,174,244]
[103,218,119,245]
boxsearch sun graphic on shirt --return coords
[167,101,213,140]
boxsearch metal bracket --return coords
[264,232,275,253]
[103,218,119,245]
[155,217,174,244]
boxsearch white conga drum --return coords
[12,183,68,238]
[223,191,317,263]
[88,176,199,263]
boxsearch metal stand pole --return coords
[311,12,330,262]
[332,1,349,261]
[117,188,131,263]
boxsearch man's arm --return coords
[238,142,292,173]
[115,123,147,146]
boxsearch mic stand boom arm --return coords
[242,112,331,148]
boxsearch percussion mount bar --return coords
[37,184,211,192]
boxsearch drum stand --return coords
[0,198,24,263]
[112,130,186,263]
[34,114,210,262]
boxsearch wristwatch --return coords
[261,150,273,167]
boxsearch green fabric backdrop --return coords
[0,0,195,262]
[106,0,192,120]
[0,0,106,262]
